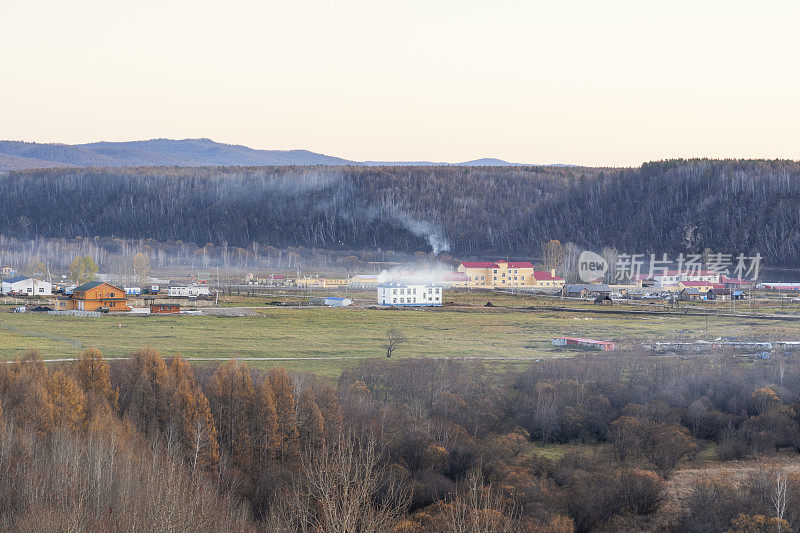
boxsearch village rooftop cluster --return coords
[3,257,800,315]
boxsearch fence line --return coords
[47,310,101,318]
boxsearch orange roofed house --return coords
[54,281,131,312]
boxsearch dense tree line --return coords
[3,349,800,530]
[2,159,797,264]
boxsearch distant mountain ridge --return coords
[0,138,528,170]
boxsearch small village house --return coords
[533,270,566,289]
[679,287,702,301]
[677,280,725,293]
[150,303,181,314]
[72,281,130,311]
[594,294,613,305]
[349,274,380,289]
[645,269,722,286]
[1,276,53,296]
[60,281,131,311]
[167,285,211,297]
[323,297,352,307]
[552,336,615,351]
[562,284,611,298]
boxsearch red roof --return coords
[460,260,534,269]
[534,271,564,281]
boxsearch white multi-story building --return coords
[167,285,211,297]
[0,276,53,296]
[377,281,443,307]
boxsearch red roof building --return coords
[457,260,563,289]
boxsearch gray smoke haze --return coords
[213,169,345,201]
[210,169,452,255]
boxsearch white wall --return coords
[1,278,52,296]
[167,285,211,297]
[377,284,442,306]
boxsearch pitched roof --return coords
[2,276,33,284]
[564,284,611,292]
[534,271,564,281]
[460,260,535,269]
[73,281,123,292]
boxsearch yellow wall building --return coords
[457,260,564,289]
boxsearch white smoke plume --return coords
[377,261,455,284]
[378,204,451,255]
[393,215,451,256]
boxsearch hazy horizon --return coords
[3,0,800,167]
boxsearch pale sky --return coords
[2,0,800,166]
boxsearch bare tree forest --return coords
[1,159,799,265]
[2,349,800,530]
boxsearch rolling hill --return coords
[0,138,522,170]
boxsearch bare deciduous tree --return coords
[384,329,406,359]
[773,471,788,533]
[266,432,409,532]
[438,470,518,533]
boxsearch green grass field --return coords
[1,291,798,376]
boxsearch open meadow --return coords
[2,290,798,376]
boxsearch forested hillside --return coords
[3,349,800,531]
[1,159,799,264]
